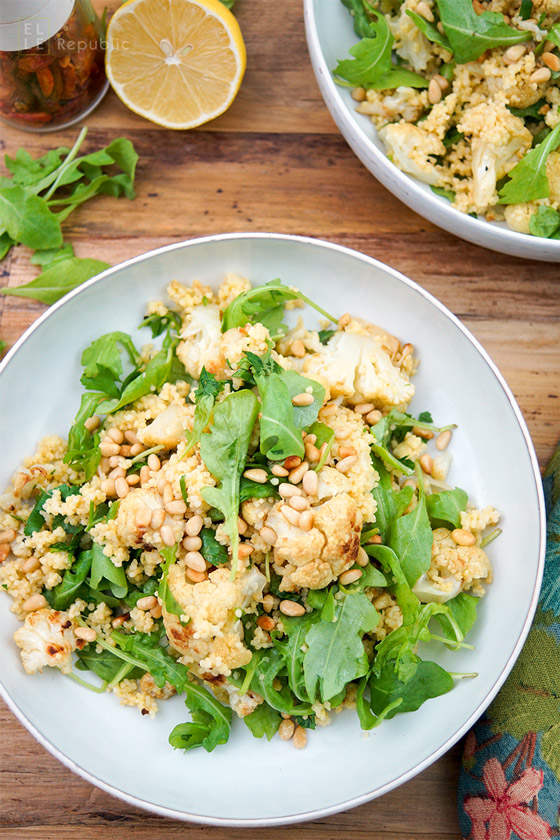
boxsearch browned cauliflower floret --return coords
[137,404,194,450]
[163,565,266,677]
[138,672,177,700]
[114,487,183,549]
[413,528,492,603]
[265,493,362,591]
[13,608,77,674]
[378,122,445,186]
[483,52,542,109]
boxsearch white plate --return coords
[304,0,560,261]
[0,233,545,825]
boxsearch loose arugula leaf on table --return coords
[30,242,75,268]
[182,367,225,457]
[221,279,337,334]
[388,466,433,588]
[89,543,128,599]
[435,0,530,64]
[334,10,429,89]
[0,339,6,356]
[200,390,259,579]
[244,702,282,740]
[426,488,468,530]
[406,10,452,52]
[169,681,232,753]
[499,123,560,204]
[199,527,229,567]
[529,205,560,239]
[0,257,110,305]
[0,187,62,250]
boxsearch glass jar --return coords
[0,0,108,131]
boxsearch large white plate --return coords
[0,233,545,825]
[304,0,560,261]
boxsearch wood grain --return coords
[1,0,559,837]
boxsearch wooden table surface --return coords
[1,1,558,837]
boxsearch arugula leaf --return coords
[0,257,110,305]
[274,612,320,702]
[529,205,560,239]
[431,185,455,202]
[76,644,142,684]
[371,455,414,541]
[183,367,225,457]
[0,186,62,250]
[89,543,128,598]
[200,527,229,566]
[157,544,184,619]
[239,475,278,503]
[508,98,546,121]
[370,408,453,476]
[44,549,93,610]
[24,484,81,536]
[520,0,533,19]
[111,630,188,693]
[250,649,313,715]
[435,592,478,640]
[426,488,468,529]
[140,309,182,338]
[200,390,259,578]
[334,11,429,89]
[169,681,232,753]
[388,468,433,588]
[435,0,530,63]
[221,279,337,333]
[341,0,376,38]
[30,242,74,268]
[0,339,6,356]
[318,328,336,344]
[244,702,282,740]
[407,10,452,52]
[369,658,453,719]
[499,123,560,204]
[366,543,420,624]
[64,392,105,480]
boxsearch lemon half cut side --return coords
[106,0,246,129]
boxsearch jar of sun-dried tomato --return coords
[0,0,108,131]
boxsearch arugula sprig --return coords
[499,123,560,205]
[169,681,232,752]
[182,367,225,458]
[434,0,530,64]
[369,408,455,476]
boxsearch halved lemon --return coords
[105,0,246,129]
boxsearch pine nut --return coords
[355,402,374,415]
[299,510,314,531]
[417,0,434,21]
[305,442,320,462]
[21,556,40,574]
[336,455,357,473]
[472,0,484,13]
[284,456,302,470]
[318,442,328,461]
[112,615,128,628]
[185,515,203,537]
[183,535,202,551]
[157,477,168,495]
[237,516,248,535]
[160,525,175,546]
[530,67,552,83]
[120,445,132,458]
[289,462,309,484]
[434,73,449,90]
[338,313,351,328]
[504,44,526,63]
[126,474,140,486]
[100,479,116,496]
[185,551,206,572]
[186,568,207,583]
[279,600,306,617]
[369,534,383,544]
[452,528,476,546]
[339,445,357,458]
[140,465,150,484]
[165,500,187,516]
[302,470,319,495]
[339,569,363,586]
[0,545,9,563]
[115,477,129,499]
[334,427,348,440]
[130,443,144,457]
[289,495,310,511]
[124,430,139,444]
[281,505,301,527]
[412,426,434,440]
[137,595,157,610]
[84,415,100,432]
[293,726,307,749]
[135,508,153,529]
[419,454,433,475]
[365,410,382,425]
[356,546,369,567]
[147,454,161,471]
[261,526,277,546]
[107,428,124,444]
[400,343,414,359]
[0,529,16,544]
[292,392,314,406]
[290,339,306,358]
[109,466,125,480]
[108,455,121,468]
[75,626,97,642]
[243,468,269,484]
[262,593,275,612]
[150,508,165,530]
[151,603,163,619]
[22,593,47,611]
[161,483,172,504]
[100,441,120,457]
[320,404,338,417]
[436,429,452,450]
[271,465,289,477]
[279,719,295,740]
[351,86,366,102]
[257,615,275,631]
[403,478,417,489]
[305,433,317,445]
[279,482,302,498]
[428,78,442,104]
[238,543,254,558]
[99,457,111,474]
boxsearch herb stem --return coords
[314,436,334,472]
[43,127,88,201]
[294,290,338,324]
[66,670,107,693]
[480,528,502,549]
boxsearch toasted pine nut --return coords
[338,313,351,328]
[107,428,124,444]
[165,500,187,516]
[305,433,317,445]
[293,726,307,749]
[109,466,125,480]
[271,465,289,477]
[160,525,175,546]
[428,78,442,104]
[257,615,275,631]
[0,528,16,544]
[305,442,320,462]
[281,505,301,527]
[504,44,526,63]
[355,402,374,415]
[185,551,206,572]
[238,543,254,558]
[368,534,383,545]
[338,445,357,458]
[334,427,348,440]
[320,404,338,417]
[452,528,476,546]
[289,495,310,511]
[302,470,319,495]
[150,604,163,619]
[100,479,116,497]
[472,0,484,13]
[150,508,165,530]
[339,569,363,586]
[279,600,306,617]
[185,515,203,537]
[290,339,306,358]
[243,468,269,484]
[161,483,173,504]
[130,443,144,457]
[140,465,150,484]
[75,626,97,642]
[237,516,248,535]
[22,593,47,611]
[292,392,314,406]
[100,440,120,457]
[135,508,153,529]
[260,526,278,546]
[279,482,302,498]
[119,445,132,458]
[417,0,434,21]
[137,595,157,610]
[351,86,366,102]
[112,615,127,628]
[279,719,295,740]
[126,474,140,486]
[183,535,202,551]
[356,546,369,567]
[530,66,552,83]
[99,457,111,474]
[289,462,309,484]
[419,454,433,475]
[186,568,207,583]
[84,415,100,432]
[115,477,129,499]
[284,455,302,470]
[262,593,275,612]
[336,455,357,473]
[108,455,121,469]
[412,426,434,440]
[147,454,161,471]
[299,510,314,531]
[434,73,449,90]
[0,545,9,563]
[124,430,139,444]
[22,557,40,573]
[436,429,452,450]
[365,410,382,425]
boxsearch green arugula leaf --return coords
[371,456,414,542]
[529,205,560,239]
[431,185,455,202]
[244,702,282,740]
[221,279,337,333]
[318,328,336,344]
[30,242,75,268]
[140,309,182,338]
[239,474,278,503]
[0,186,62,250]
[274,612,320,702]
[520,0,533,19]
[0,339,6,356]
[64,392,105,480]
[499,123,560,204]
[24,484,81,536]
[169,681,232,752]
[44,549,93,610]
[89,543,128,598]
[426,488,468,529]
[341,0,376,38]
[111,630,188,693]
[369,658,453,719]
[508,98,546,121]
[183,367,225,457]
[250,649,313,715]
[200,390,259,578]
[388,468,433,588]
[366,543,420,624]
[157,544,185,619]
[200,527,229,566]
[407,10,452,52]
[435,0,530,63]
[435,592,478,640]
[76,644,142,684]
[0,257,110,305]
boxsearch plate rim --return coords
[0,231,547,826]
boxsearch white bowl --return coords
[304,0,560,261]
[0,233,545,825]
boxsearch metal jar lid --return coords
[0,0,75,52]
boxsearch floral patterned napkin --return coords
[457,445,560,840]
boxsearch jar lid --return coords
[0,0,74,52]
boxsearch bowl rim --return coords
[302,0,560,260]
[0,232,547,826]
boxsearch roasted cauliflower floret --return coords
[177,303,223,379]
[356,86,428,125]
[13,608,77,675]
[503,202,537,234]
[532,0,560,12]
[378,122,445,186]
[137,404,193,450]
[483,52,542,109]
[458,102,532,212]
[265,493,362,591]
[389,0,434,72]
[114,487,183,549]
[217,273,251,311]
[413,527,492,603]
[163,565,266,677]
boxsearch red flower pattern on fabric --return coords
[464,758,551,840]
